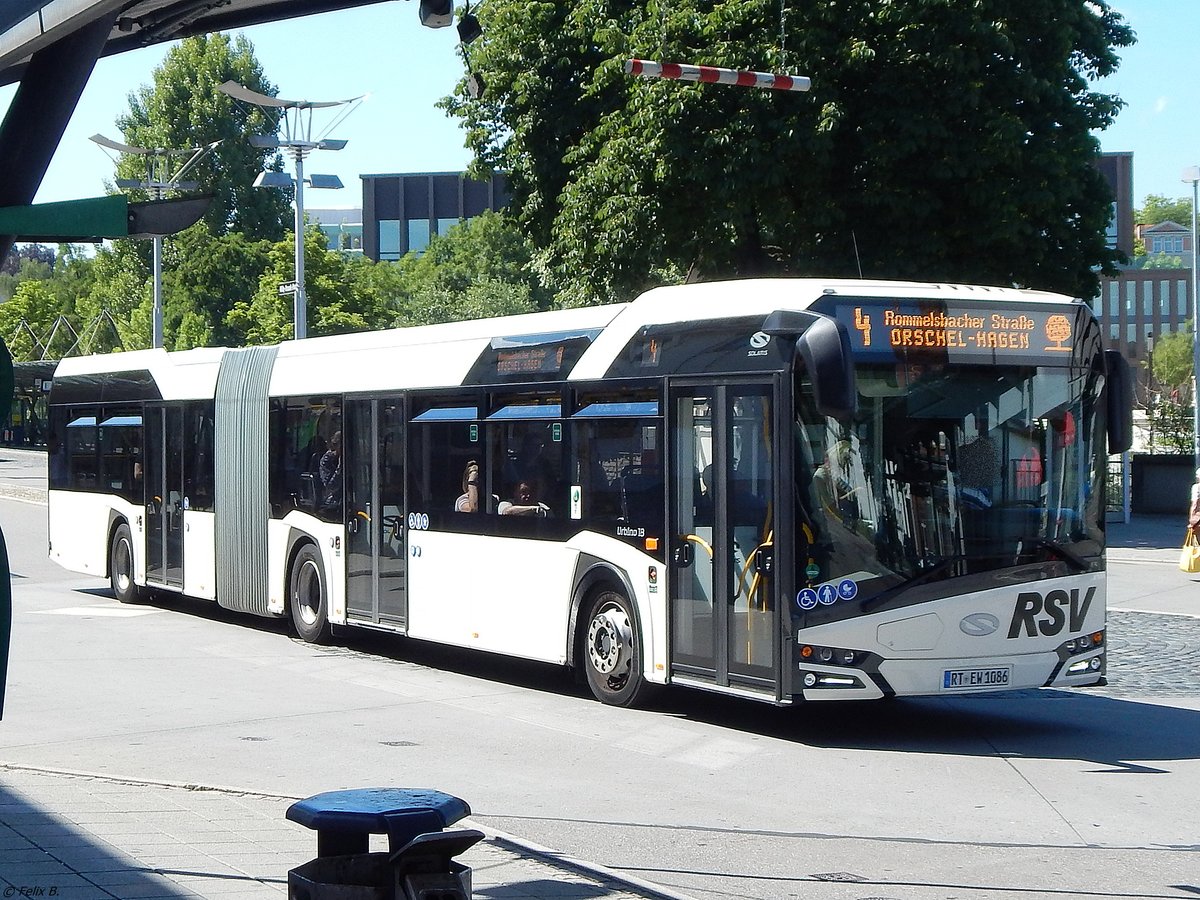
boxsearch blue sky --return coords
[3,0,1196,211]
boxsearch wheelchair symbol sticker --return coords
[796,588,819,610]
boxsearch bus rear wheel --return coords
[109,523,142,604]
[583,590,649,707]
[289,544,331,644]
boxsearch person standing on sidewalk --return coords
[1189,468,1200,534]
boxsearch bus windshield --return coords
[795,359,1106,612]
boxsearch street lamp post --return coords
[218,81,359,341]
[90,134,218,349]
[1184,166,1200,466]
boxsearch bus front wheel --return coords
[289,544,331,644]
[583,590,649,707]
[109,523,142,604]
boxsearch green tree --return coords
[161,223,273,348]
[115,33,291,242]
[1151,328,1194,392]
[1144,330,1194,452]
[395,212,551,314]
[74,244,151,353]
[0,280,69,361]
[404,279,538,327]
[1146,391,1192,454]
[1137,195,1193,227]
[1142,253,1185,270]
[45,245,97,322]
[226,227,398,345]
[445,0,1132,306]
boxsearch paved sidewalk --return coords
[1106,512,1178,554]
[0,764,688,900]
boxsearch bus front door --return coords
[345,398,408,628]
[670,385,777,693]
[144,405,184,588]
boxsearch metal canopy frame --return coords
[0,0,392,86]
[0,0,387,263]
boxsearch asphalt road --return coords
[0,476,1198,900]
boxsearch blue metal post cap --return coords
[287,788,470,846]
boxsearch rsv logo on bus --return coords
[1007,587,1095,638]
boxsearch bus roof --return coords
[50,278,1085,401]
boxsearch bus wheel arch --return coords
[108,520,142,604]
[288,540,331,643]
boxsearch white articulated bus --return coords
[47,278,1131,706]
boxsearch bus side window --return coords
[65,408,100,491]
[571,415,663,534]
[408,403,483,529]
[490,421,564,520]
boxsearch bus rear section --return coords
[782,294,1126,700]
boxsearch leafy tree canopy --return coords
[1138,194,1193,227]
[1141,253,1185,270]
[1150,327,1194,391]
[445,0,1133,305]
[226,227,400,345]
[395,211,551,313]
[115,33,291,241]
[74,243,151,353]
[161,223,273,348]
[0,280,67,361]
[2,244,56,276]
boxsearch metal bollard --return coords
[286,788,481,900]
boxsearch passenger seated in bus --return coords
[455,460,480,512]
[319,431,343,506]
[498,480,550,517]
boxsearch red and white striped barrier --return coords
[625,59,810,92]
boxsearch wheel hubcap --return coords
[114,538,131,593]
[295,560,321,626]
[588,605,632,677]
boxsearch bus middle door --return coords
[345,398,408,628]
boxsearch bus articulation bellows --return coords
[47,278,1131,706]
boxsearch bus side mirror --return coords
[1104,350,1132,454]
[763,310,858,421]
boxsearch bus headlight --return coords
[1057,630,1104,656]
[798,643,860,667]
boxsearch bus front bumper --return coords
[794,646,1106,701]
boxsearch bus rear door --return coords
[144,404,184,588]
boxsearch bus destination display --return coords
[830,301,1078,363]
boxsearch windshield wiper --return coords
[1020,537,1089,572]
[886,554,970,594]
